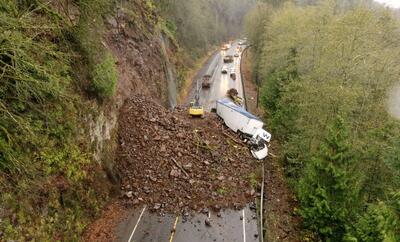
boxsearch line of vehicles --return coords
[189,38,271,160]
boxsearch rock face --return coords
[117,96,259,214]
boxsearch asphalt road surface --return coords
[114,205,259,242]
[114,41,260,242]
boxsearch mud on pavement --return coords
[116,95,260,215]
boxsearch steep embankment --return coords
[0,0,182,240]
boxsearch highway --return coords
[113,41,259,242]
[114,205,259,242]
[186,41,245,111]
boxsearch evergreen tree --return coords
[346,192,400,242]
[298,116,359,240]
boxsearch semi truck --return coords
[216,99,271,159]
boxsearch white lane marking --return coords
[242,209,246,242]
[128,206,146,242]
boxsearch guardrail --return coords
[239,45,250,110]
[239,44,266,242]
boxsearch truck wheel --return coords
[238,131,245,140]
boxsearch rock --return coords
[183,163,193,169]
[217,176,225,181]
[132,199,140,205]
[170,169,181,178]
[125,191,133,198]
[153,203,161,210]
[234,203,241,210]
[213,205,221,211]
[205,218,211,227]
[203,160,211,165]
[160,145,167,152]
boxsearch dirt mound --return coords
[116,96,259,215]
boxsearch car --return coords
[234,53,240,57]
[223,55,234,63]
[238,40,247,45]
[230,69,236,80]
[221,66,228,74]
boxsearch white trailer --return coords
[216,99,271,159]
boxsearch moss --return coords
[92,52,118,99]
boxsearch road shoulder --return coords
[241,49,302,242]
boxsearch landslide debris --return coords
[117,96,259,214]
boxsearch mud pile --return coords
[117,96,259,214]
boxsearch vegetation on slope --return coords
[245,0,400,240]
[0,0,120,240]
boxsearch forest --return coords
[155,0,256,57]
[245,0,400,240]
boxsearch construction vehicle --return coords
[227,88,242,106]
[216,99,271,159]
[189,81,204,117]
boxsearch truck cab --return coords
[216,99,271,159]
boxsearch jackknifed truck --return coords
[216,99,271,159]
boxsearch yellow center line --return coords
[169,216,179,242]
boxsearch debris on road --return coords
[117,96,259,214]
[205,218,212,227]
[227,88,243,106]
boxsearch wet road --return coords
[187,41,246,111]
[115,205,259,242]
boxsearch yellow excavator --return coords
[189,81,204,117]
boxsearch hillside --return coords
[0,0,183,240]
[0,0,257,240]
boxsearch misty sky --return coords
[375,0,400,8]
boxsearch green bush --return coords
[92,52,118,99]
